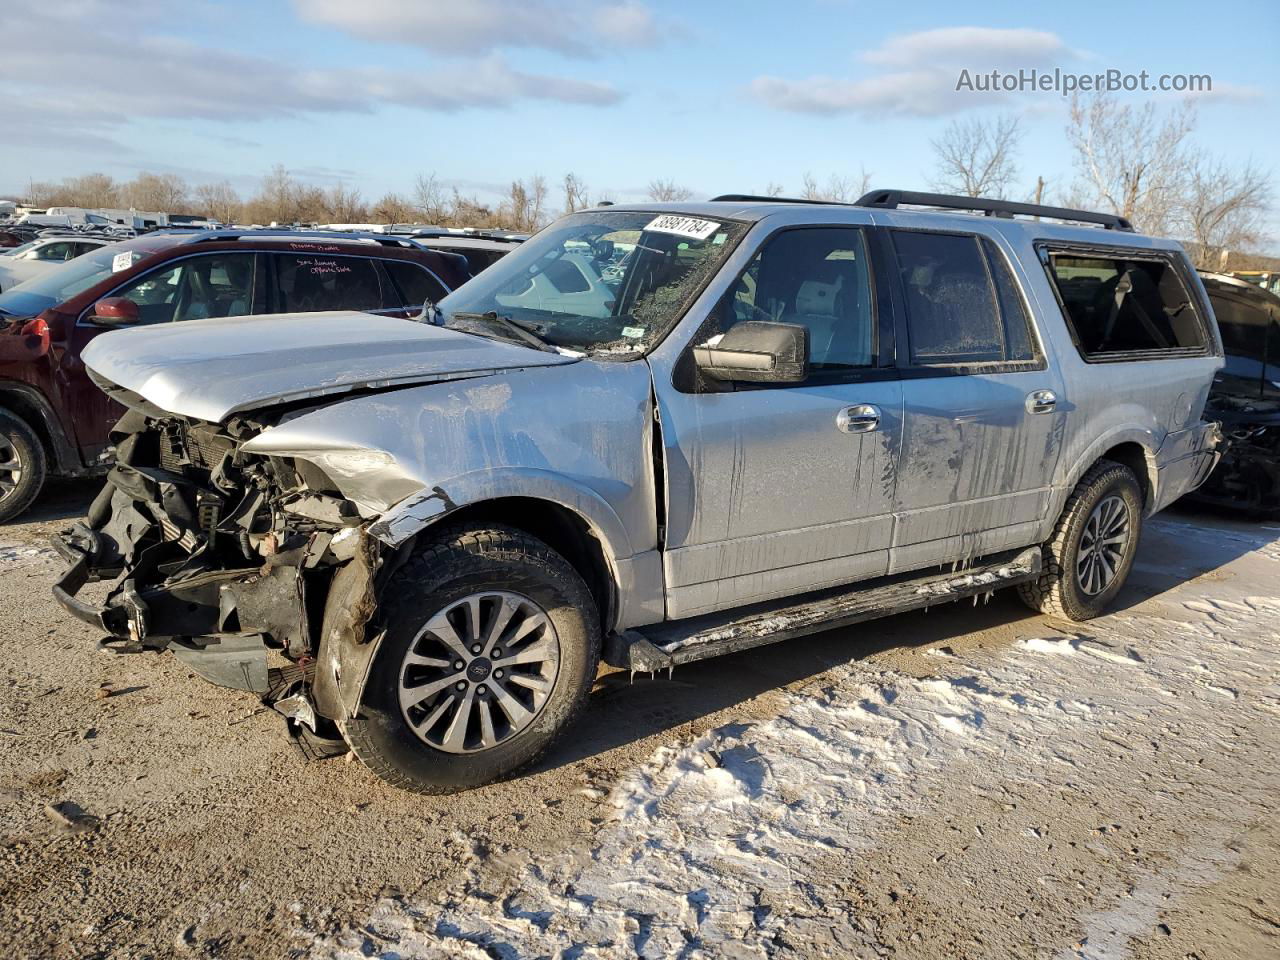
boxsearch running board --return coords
[604,547,1041,672]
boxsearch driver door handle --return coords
[1026,390,1057,415]
[836,404,881,434]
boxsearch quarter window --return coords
[1044,251,1207,358]
[384,261,450,309]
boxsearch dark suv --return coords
[0,230,470,520]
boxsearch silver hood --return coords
[82,311,577,422]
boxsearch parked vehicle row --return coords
[0,234,114,291]
[48,190,1224,793]
[0,230,474,520]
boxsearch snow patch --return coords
[307,534,1280,960]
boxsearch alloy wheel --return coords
[0,439,23,501]
[397,591,561,754]
[1076,495,1130,596]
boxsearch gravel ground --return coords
[1,481,1277,959]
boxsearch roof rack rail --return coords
[854,189,1134,232]
[186,228,419,248]
[711,193,850,206]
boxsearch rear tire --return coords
[0,409,47,523]
[342,525,601,794]
[1018,459,1144,621]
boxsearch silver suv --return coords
[53,190,1224,793]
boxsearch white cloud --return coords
[860,27,1072,67]
[0,1,622,154]
[292,0,670,56]
[751,25,1077,117]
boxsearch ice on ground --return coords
[306,535,1280,960]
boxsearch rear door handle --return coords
[1026,389,1057,414]
[836,404,881,433]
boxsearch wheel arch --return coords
[0,381,81,475]
[1053,428,1160,521]
[410,496,618,636]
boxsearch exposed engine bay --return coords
[51,406,386,754]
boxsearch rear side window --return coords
[891,230,1035,366]
[384,260,450,309]
[272,254,388,313]
[1044,251,1207,359]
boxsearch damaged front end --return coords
[51,407,386,754]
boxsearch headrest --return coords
[795,276,842,316]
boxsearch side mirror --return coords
[89,297,140,327]
[693,321,809,384]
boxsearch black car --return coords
[1195,272,1280,515]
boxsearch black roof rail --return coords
[854,189,1134,232]
[711,193,851,206]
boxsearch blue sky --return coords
[2,0,1276,238]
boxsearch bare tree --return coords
[449,188,496,227]
[413,173,450,224]
[1067,93,1195,235]
[800,170,871,202]
[28,173,119,208]
[194,181,242,224]
[930,115,1023,199]
[1182,156,1272,268]
[647,179,694,202]
[499,176,549,231]
[762,181,785,197]
[562,172,591,214]
[245,164,300,224]
[371,192,415,223]
[121,172,188,211]
[323,181,366,223]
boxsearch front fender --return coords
[366,466,638,563]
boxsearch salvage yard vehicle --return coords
[0,234,112,291]
[409,231,523,276]
[0,230,470,521]
[52,191,1223,793]
[1192,272,1280,515]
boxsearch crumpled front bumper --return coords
[51,522,132,640]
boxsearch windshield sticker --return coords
[111,252,133,273]
[621,326,645,339]
[644,215,721,241]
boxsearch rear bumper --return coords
[1152,420,1224,513]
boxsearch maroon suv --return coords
[0,230,470,521]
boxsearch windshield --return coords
[0,244,138,317]
[436,210,747,356]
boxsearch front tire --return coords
[1018,460,1144,621]
[343,525,601,794]
[0,409,47,523]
